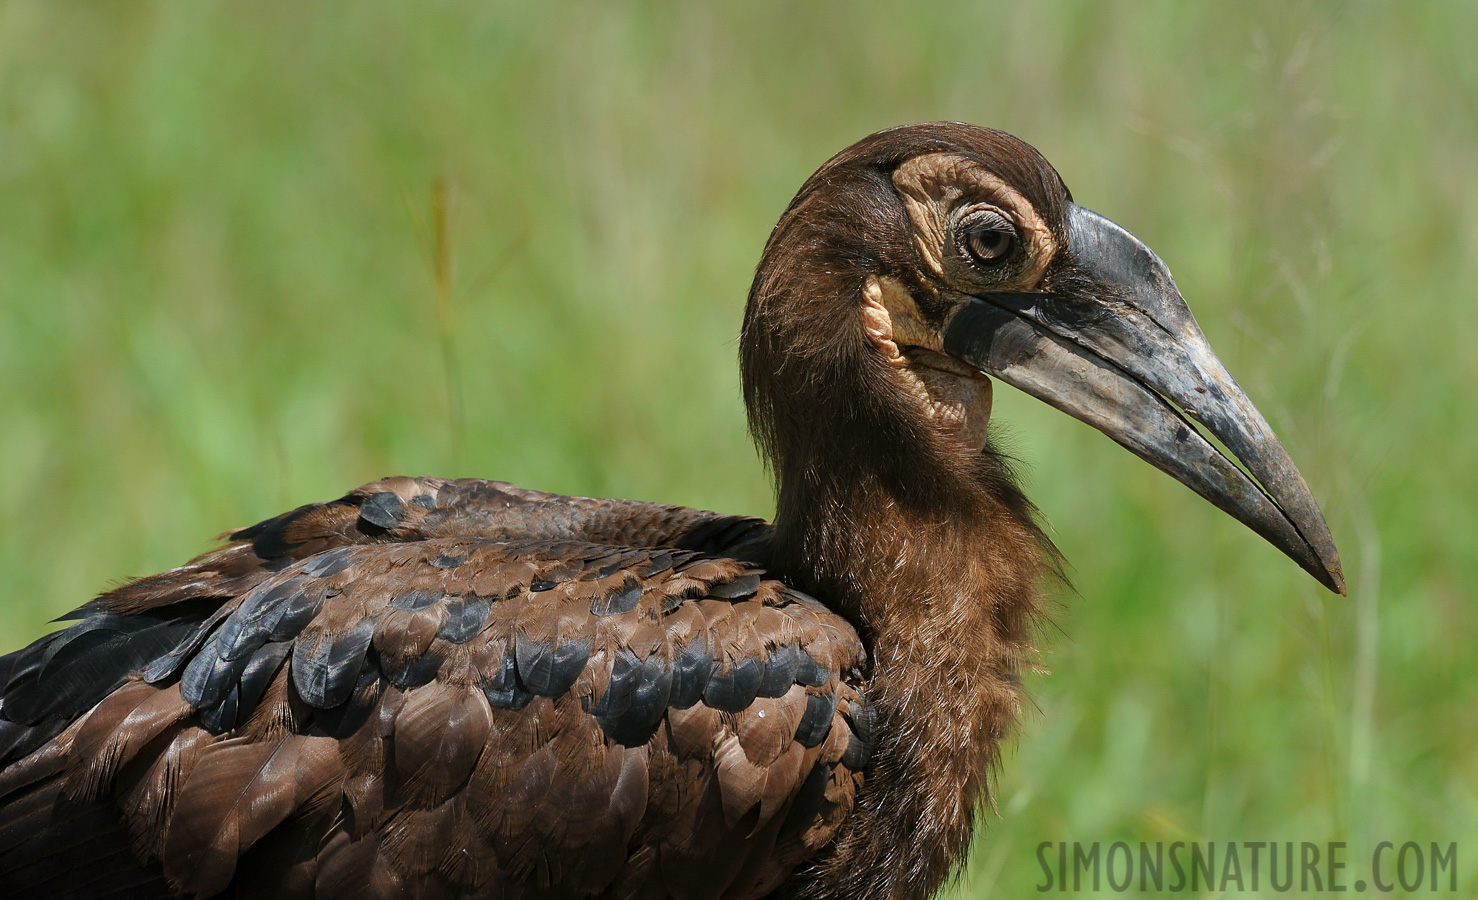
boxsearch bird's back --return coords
[0,477,873,898]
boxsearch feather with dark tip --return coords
[381,648,444,690]
[589,578,643,616]
[179,631,229,709]
[436,596,490,644]
[0,716,61,771]
[840,700,877,772]
[515,631,592,698]
[235,640,292,719]
[640,551,676,578]
[429,552,465,569]
[358,491,407,530]
[794,691,837,748]
[668,632,714,709]
[301,547,356,578]
[599,651,671,746]
[290,618,377,709]
[390,588,444,612]
[586,647,641,722]
[231,575,314,633]
[704,655,763,713]
[759,643,801,697]
[263,584,326,642]
[708,574,761,599]
[793,647,828,688]
[480,642,534,711]
[777,762,833,842]
[198,683,240,733]
[311,666,383,738]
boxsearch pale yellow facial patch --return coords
[863,274,994,450]
[862,275,940,365]
[892,152,1057,288]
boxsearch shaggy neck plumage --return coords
[745,312,1052,898]
[772,430,1047,899]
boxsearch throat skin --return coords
[765,453,1049,900]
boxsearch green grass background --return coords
[0,2,1473,896]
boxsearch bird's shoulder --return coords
[107,475,777,615]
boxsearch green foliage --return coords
[0,2,1471,895]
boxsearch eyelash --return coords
[958,212,1017,267]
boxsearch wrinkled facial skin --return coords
[892,152,1058,290]
[861,152,1061,450]
[862,274,995,450]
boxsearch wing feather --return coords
[161,732,340,895]
[0,478,867,897]
[390,681,490,805]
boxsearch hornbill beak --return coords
[942,203,1345,594]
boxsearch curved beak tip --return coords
[1317,552,1347,596]
[943,203,1348,596]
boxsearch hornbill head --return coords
[742,122,1344,594]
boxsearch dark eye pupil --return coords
[966,226,1014,264]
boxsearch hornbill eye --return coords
[959,210,1017,266]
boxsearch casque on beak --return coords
[942,203,1345,594]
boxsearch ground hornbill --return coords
[0,123,1343,899]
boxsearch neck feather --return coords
[767,440,1053,899]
